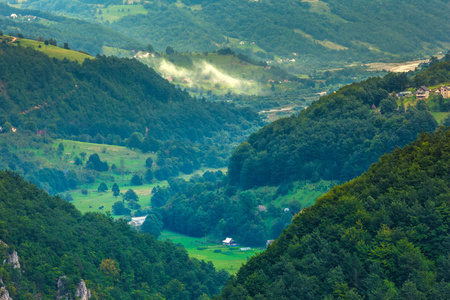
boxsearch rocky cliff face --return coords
[0,279,12,300]
[75,280,91,300]
[57,276,92,300]
[0,240,20,269]
[6,251,20,269]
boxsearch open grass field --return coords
[23,139,225,215]
[96,4,148,23]
[431,112,450,124]
[256,179,336,209]
[159,230,263,274]
[0,35,92,62]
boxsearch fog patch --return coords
[136,53,260,95]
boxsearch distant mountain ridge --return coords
[0,2,143,55]
[6,0,449,69]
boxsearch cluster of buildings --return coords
[8,13,37,21]
[398,85,450,100]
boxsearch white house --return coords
[222,237,237,246]
[128,216,147,227]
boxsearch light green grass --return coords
[97,4,148,23]
[25,139,225,215]
[0,35,92,63]
[159,230,262,274]
[431,112,450,124]
[102,46,133,57]
[26,139,160,214]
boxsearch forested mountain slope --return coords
[0,3,142,55]
[221,128,450,299]
[0,170,227,299]
[0,42,260,146]
[227,62,447,189]
[10,0,450,68]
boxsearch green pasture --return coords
[159,230,263,274]
[25,139,225,215]
[97,4,148,23]
[0,35,92,62]
[431,112,450,124]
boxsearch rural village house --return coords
[434,86,450,98]
[416,86,430,99]
[222,237,237,246]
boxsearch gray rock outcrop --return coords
[0,279,12,300]
[6,251,20,269]
[75,280,91,300]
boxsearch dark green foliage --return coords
[141,212,163,238]
[228,71,438,189]
[151,186,170,208]
[86,153,108,172]
[123,189,138,202]
[145,157,153,168]
[0,170,227,298]
[220,129,450,299]
[144,168,153,182]
[130,174,143,186]
[97,182,108,192]
[112,200,130,216]
[111,182,120,197]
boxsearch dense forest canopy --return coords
[0,42,260,146]
[0,170,228,299]
[220,128,450,299]
[227,63,448,189]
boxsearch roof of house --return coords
[418,86,430,91]
[223,237,233,243]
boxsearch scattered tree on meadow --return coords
[97,182,108,192]
[112,183,120,197]
[123,189,138,203]
[130,174,143,186]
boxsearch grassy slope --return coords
[27,139,156,212]
[96,4,148,23]
[0,35,92,62]
[20,139,224,214]
[397,82,450,124]
[159,230,262,274]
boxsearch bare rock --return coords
[0,279,12,300]
[75,280,91,300]
[6,251,20,269]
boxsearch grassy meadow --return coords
[96,4,148,23]
[22,139,225,215]
[159,230,263,274]
[0,35,92,62]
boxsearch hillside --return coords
[220,128,450,299]
[0,169,228,299]
[227,63,446,189]
[8,0,450,70]
[0,42,262,176]
[0,2,143,55]
[0,34,92,62]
